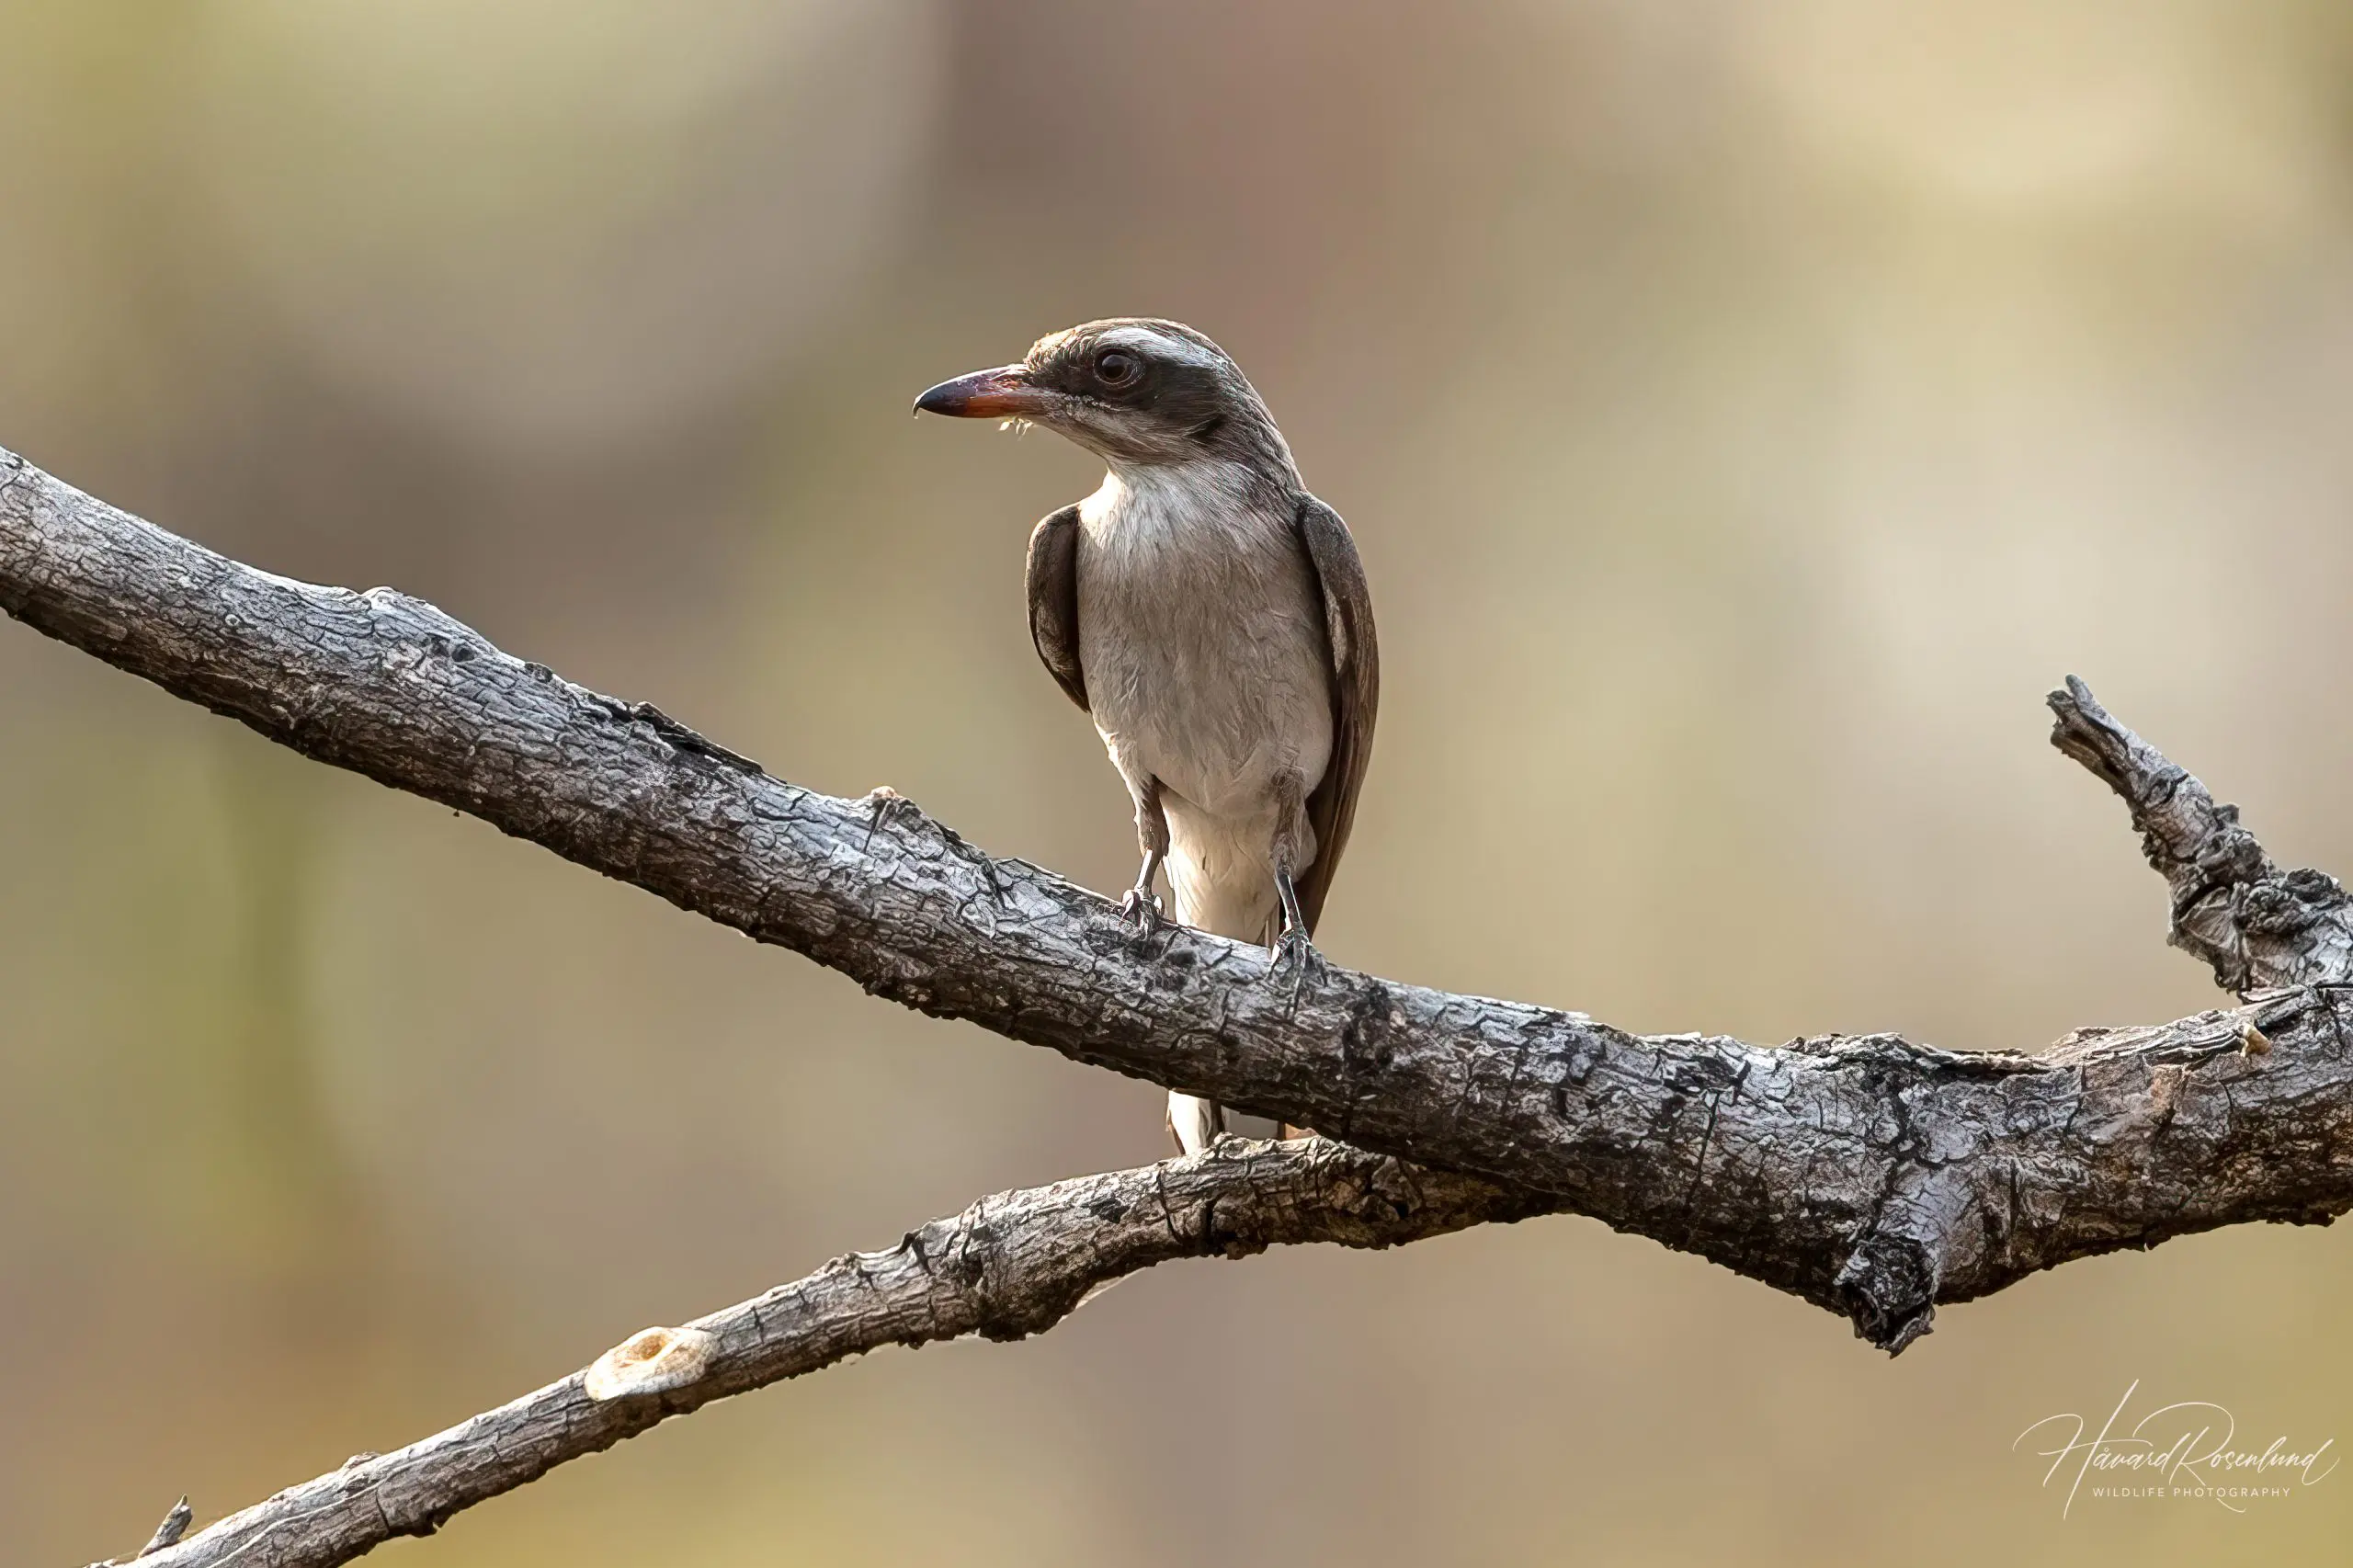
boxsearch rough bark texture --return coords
[6,443,2351,1565]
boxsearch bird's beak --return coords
[913,364,1051,420]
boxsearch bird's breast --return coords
[1074,466,1334,818]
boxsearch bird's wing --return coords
[1025,503,1089,712]
[1292,493,1380,936]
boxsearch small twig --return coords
[137,1498,193,1558]
[2049,675,2353,990]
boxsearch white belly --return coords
[1075,464,1333,940]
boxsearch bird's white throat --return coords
[1079,459,1272,552]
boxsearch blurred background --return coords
[5,1,2352,1562]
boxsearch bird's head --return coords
[915,319,1292,475]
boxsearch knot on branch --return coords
[1835,1233,1938,1354]
[584,1325,717,1400]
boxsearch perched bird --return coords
[916,319,1378,1155]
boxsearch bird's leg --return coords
[1269,856,1324,1138]
[1274,864,1309,946]
[1267,772,1322,971]
[1120,778,1169,930]
[1267,778,1321,1139]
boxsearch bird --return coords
[915,318,1378,1156]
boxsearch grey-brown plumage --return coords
[918,318,1379,1153]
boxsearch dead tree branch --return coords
[5,442,2350,1562]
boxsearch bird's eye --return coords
[1095,349,1142,386]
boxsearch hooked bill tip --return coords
[913,366,1040,420]
[912,381,963,415]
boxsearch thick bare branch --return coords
[114,1140,1538,1568]
[7,443,2353,1376]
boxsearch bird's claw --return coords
[1119,887,1165,931]
[1267,924,1322,978]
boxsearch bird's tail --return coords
[1163,812,1284,1155]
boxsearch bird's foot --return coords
[1267,923,1329,1017]
[1119,886,1165,931]
[1267,924,1324,979]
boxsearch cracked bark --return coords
[6,444,2350,1566]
